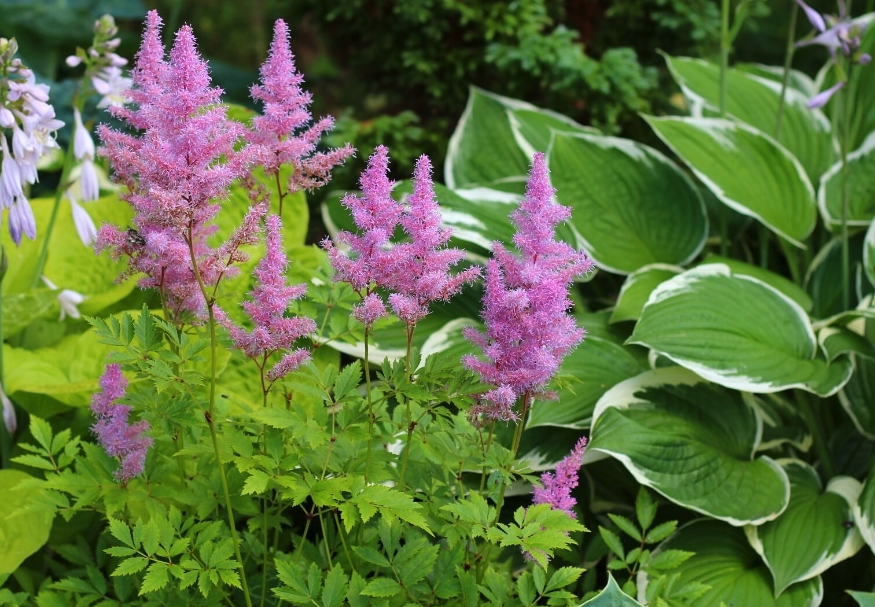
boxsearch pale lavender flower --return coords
[91,364,152,482]
[1,383,15,436]
[66,15,132,109]
[217,213,316,381]
[72,108,99,201]
[42,275,86,321]
[68,190,97,246]
[463,153,593,423]
[795,0,870,108]
[533,437,587,518]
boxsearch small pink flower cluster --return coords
[323,146,480,330]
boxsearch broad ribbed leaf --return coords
[445,87,594,190]
[646,116,816,247]
[808,233,867,318]
[590,367,789,525]
[839,356,875,439]
[654,520,823,607]
[854,461,875,554]
[820,131,875,230]
[698,255,813,313]
[630,264,852,395]
[611,265,683,324]
[548,131,706,273]
[664,54,836,182]
[745,460,864,594]
[527,335,646,429]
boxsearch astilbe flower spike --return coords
[97,11,257,321]
[322,145,401,327]
[217,213,316,382]
[463,152,594,423]
[387,155,480,328]
[91,364,153,482]
[533,437,588,518]
[248,19,353,198]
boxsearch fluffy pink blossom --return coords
[97,11,255,321]
[533,437,588,518]
[91,364,152,482]
[248,19,353,195]
[218,213,315,381]
[463,152,593,423]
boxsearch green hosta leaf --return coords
[0,470,54,574]
[630,264,852,396]
[527,335,646,429]
[1,291,57,339]
[854,462,875,555]
[611,265,683,323]
[839,355,875,439]
[849,590,875,606]
[580,573,643,606]
[590,367,789,525]
[654,519,823,607]
[548,131,706,274]
[646,116,816,247]
[820,131,875,230]
[698,255,813,313]
[446,87,595,190]
[663,54,835,182]
[745,460,864,594]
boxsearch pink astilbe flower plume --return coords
[322,145,401,327]
[387,155,480,328]
[91,364,153,482]
[217,213,316,382]
[97,10,256,322]
[533,437,588,518]
[463,152,594,423]
[248,19,353,197]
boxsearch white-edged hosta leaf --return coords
[611,265,683,324]
[854,462,875,555]
[445,87,595,191]
[840,355,875,439]
[547,131,707,274]
[663,54,836,182]
[527,335,647,429]
[645,116,816,247]
[590,367,789,525]
[819,327,875,362]
[735,63,818,97]
[750,394,812,453]
[819,131,875,230]
[580,573,643,606]
[630,264,852,396]
[653,519,823,607]
[698,255,813,313]
[745,460,864,594]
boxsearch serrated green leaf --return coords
[351,546,390,568]
[112,557,149,577]
[517,572,536,606]
[545,567,584,593]
[347,571,369,607]
[361,577,401,598]
[10,454,57,471]
[29,416,53,453]
[645,520,678,544]
[608,513,642,542]
[107,518,134,549]
[636,488,657,531]
[533,566,546,594]
[599,527,626,560]
[333,361,361,401]
[321,564,347,607]
[645,549,694,571]
[139,564,169,595]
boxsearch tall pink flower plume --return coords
[533,437,588,518]
[463,152,594,423]
[248,19,353,193]
[386,155,480,327]
[96,10,258,321]
[217,213,316,381]
[91,364,153,482]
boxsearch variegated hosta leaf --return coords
[611,265,683,324]
[839,355,875,439]
[445,86,596,191]
[590,367,789,525]
[547,131,707,274]
[646,115,816,247]
[663,54,836,183]
[580,574,643,606]
[854,460,875,554]
[630,264,852,396]
[651,519,823,607]
[820,131,875,230]
[745,460,864,595]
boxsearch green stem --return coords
[797,390,836,478]
[363,327,374,483]
[187,226,253,607]
[260,495,269,607]
[775,2,798,141]
[30,147,77,289]
[839,76,852,311]
[492,391,532,525]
